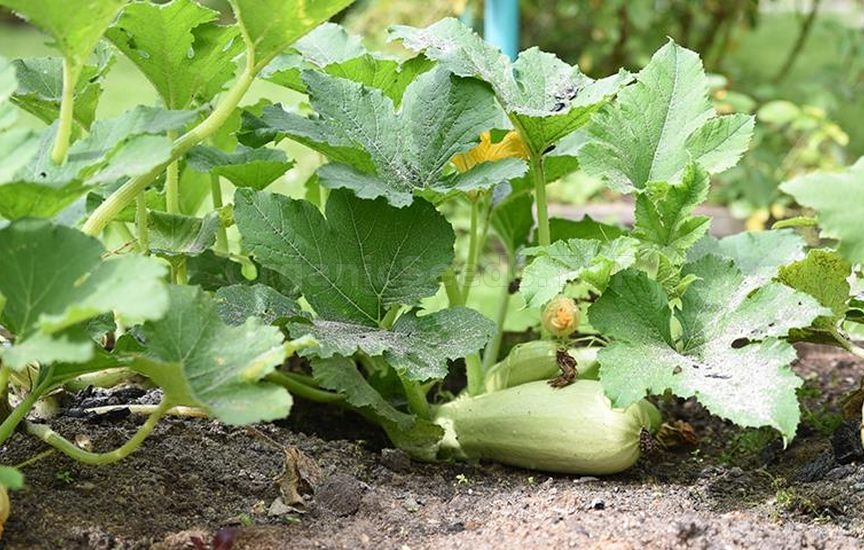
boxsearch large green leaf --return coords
[780,158,864,265]
[106,0,241,108]
[133,285,290,425]
[521,236,640,308]
[0,106,195,219]
[228,0,355,70]
[12,51,112,129]
[186,144,293,190]
[0,219,168,370]
[578,41,754,193]
[0,0,126,78]
[391,18,630,154]
[589,258,829,442]
[248,66,522,206]
[234,188,455,325]
[292,307,495,381]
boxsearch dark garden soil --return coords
[1,344,863,549]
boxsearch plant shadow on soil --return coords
[1,344,862,549]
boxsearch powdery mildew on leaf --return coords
[590,255,830,443]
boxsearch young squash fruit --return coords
[434,379,660,475]
[483,340,599,393]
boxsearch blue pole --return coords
[484,0,519,60]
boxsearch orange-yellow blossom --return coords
[451,130,528,173]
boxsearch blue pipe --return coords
[484,0,519,60]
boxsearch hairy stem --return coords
[461,199,481,303]
[50,57,76,165]
[82,55,257,236]
[530,153,550,246]
[464,353,484,396]
[210,174,229,255]
[25,399,171,465]
[164,132,180,214]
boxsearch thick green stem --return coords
[400,376,431,420]
[265,371,344,404]
[164,133,180,214]
[82,57,257,236]
[25,400,171,465]
[461,199,482,304]
[50,57,76,165]
[530,153,550,246]
[136,194,149,254]
[210,174,229,255]
[442,267,463,306]
[0,372,53,447]
[464,353,484,396]
[482,255,512,374]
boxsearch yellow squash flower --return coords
[451,130,528,173]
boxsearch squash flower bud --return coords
[542,295,580,337]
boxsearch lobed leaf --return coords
[633,163,711,260]
[234,188,455,326]
[133,285,290,425]
[106,0,242,108]
[0,219,168,370]
[247,66,522,206]
[262,22,432,104]
[0,0,126,75]
[578,40,754,193]
[391,18,631,154]
[0,106,196,219]
[521,236,640,307]
[590,257,830,443]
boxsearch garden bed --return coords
[2,344,861,549]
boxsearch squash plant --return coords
[0,0,862,519]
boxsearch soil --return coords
[1,344,863,550]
